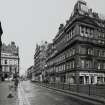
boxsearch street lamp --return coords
[0,22,3,81]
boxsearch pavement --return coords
[0,81,17,105]
[0,81,30,105]
[0,81,105,105]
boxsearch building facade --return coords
[46,0,105,84]
[0,22,3,80]
[1,42,19,79]
[33,41,48,82]
[27,65,34,80]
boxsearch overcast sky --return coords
[0,0,105,75]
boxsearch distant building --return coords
[46,0,105,84]
[1,42,19,79]
[33,41,48,82]
[27,66,34,80]
[0,22,3,80]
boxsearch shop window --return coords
[97,77,103,84]
[85,76,89,84]
[79,76,84,84]
[91,76,94,84]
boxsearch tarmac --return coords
[0,81,105,105]
[35,82,105,105]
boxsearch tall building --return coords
[0,22,3,80]
[1,42,19,79]
[33,41,48,82]
[27,65,34,80]
[46,0,105,84]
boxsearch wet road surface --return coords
[20,81,89,105]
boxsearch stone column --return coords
[84,76,86,84]
[94,76,97,84]
[89,75,91,84]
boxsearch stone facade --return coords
[33,41,48,82]
[1,42,19,79]
[46,0,105,84]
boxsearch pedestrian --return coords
[14,77,19,91]
[7,79,14,98]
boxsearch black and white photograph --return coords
[0,0,105,105]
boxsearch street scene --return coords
[0,80,103,105]
[0,0,105,105]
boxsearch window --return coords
[98,32,101,38]
[102,33,104,38]
[72,61,75,68]
[102,51,105,57]
[79,76,84,84]
[80,26,84,36]
[67,62,69,70]
[66,51,69,58]
[72,48,75,55]
[103,63,105,69]
[97,49,101,56]
[71,30,73,38]
[90,29,93,38]
[85,60,92,69]
[85,27,88,37]
[80,26,94,38]
[81,60,85,68]
[88,48,93,55]
[67,34,69,41]
[69,62,71,69]
[73,29,75,36]
[5,60,7,64]
[85,76,89,84]
[64,64,65,70]
[69,50,71,57]
[97,63,101,70]
[70,31,72,39]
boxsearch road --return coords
[19,81,89,105]
[0,81,102,105]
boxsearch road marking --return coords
[17,83,31,105]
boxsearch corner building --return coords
[46,0,105,84]
[1,42,19,79]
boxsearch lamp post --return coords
[0,22,3,81]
